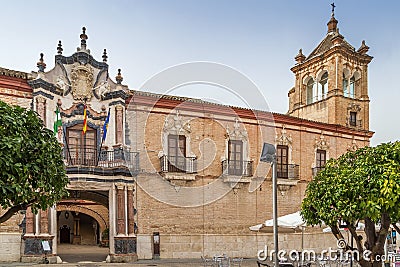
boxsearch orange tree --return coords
[0,100,68,223]
[301,142,400,267]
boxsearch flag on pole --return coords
[53,106,62,136]
[82,104,88,135]
[102,108,111,143]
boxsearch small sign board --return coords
[41,240,51,252]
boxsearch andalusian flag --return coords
[53,106,62,136]
[102,108,111,143]
[82,104,88,135]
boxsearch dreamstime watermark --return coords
[257,239,394,262]
[127,61,276,207]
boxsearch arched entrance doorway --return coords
[56,190,109,263]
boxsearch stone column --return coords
[36,96,46,126]
[35,213,40,235]
[50,206,57,255]
[109,186,116,254]
[73,214,81,244]
[127,185,135,236]
[115,105,124,144]
[116,184,126,236]
[40,209,49,235]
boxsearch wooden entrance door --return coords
[60,225,71,243]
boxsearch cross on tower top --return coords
[331,2,336,16]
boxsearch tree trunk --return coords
[0,201,34,223]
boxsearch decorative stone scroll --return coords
[275,125,292,146]
[347,137,359,151]
[226,118,248,141]
[314,132,330,150]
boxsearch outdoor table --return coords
[213,254,230,267]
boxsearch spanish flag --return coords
[82,104,87,135]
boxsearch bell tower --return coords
[287,4,373,131]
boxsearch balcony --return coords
[312,166,324,177]
[222,160,253,177]
[277,164,299,179]
[64,147,139,176]
[160,155,197,174]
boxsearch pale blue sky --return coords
[1,1,399,145]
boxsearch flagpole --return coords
[96,140,103,166]
[63,126,72,164]
[97,108,110,166]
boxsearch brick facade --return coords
[0,13,374,261]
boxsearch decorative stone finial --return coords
[357,40,370,54]
[37,53,46,72]
[80,26,88,50]
[57,40,63,55]
[102,49,108,62]
[295,49,306,64]
[116,69,123,84]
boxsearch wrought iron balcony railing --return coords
[160,155,197,174]
[277,164,299,179]
[222,160,253,177]
[349,119,362,128]
[64,147,139,171]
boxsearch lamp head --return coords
[260,143,276,162]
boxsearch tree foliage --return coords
[0,100,68,223]
[301,142,400,267]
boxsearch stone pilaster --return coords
[116,184,126,235]
[25,207,34,236]
[22,208,56,263]
[115,105,124,144]
[127,185,135,236]
[35,96,46,126]
[40,209,49,235]
[111,183,137,263]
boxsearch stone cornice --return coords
[291,45,373,73]
[0,67,30,79]
[102,90,128,101]
[61,102,106,121]
[0,75,32,92]
[55,52,108,70]
[128,91,374,138]
[28,78,64,96]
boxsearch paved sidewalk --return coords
[0,258,260,267]
[0,244,260,266]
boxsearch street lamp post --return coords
[260,143,278,267]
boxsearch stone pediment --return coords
[30,27,130,102]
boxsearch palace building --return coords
[0,11,373,263]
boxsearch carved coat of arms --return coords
[70,65,94,100]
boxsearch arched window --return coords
[343,72,357,99]
[317,72,328,100]
[306,78,315,104]
[343,73,349,97]
[349,76,355,98]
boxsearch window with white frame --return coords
[317,72,328,100]
[306,78,315,104]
